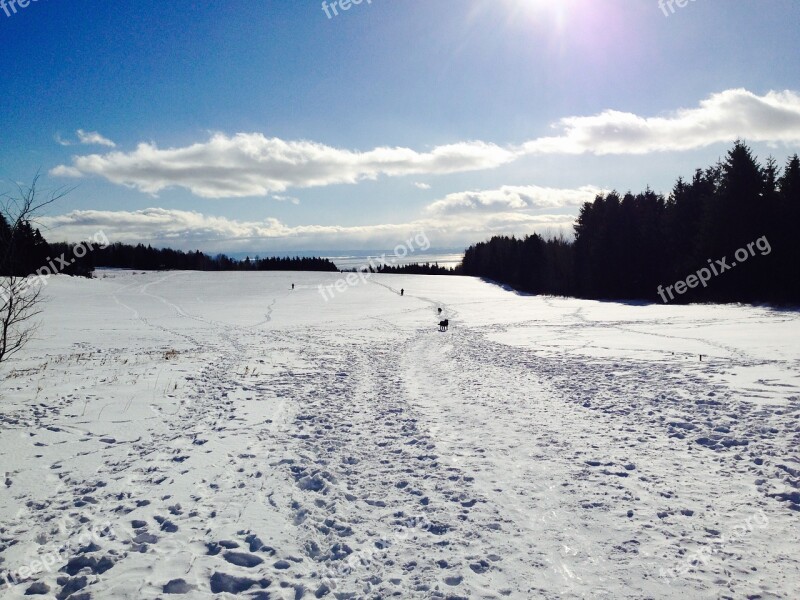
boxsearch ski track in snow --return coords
[0,271,798,599]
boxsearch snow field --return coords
[0,270,798,599]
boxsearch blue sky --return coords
[2,0,800,252]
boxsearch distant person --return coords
[400,288,404,296]
[292,283,295,290]
[438,308,442,315]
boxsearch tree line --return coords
[3,235,339,277]
[462,142,800,304]
[375,262,460,275]
[0,214,51,276]
[87,244,339,272]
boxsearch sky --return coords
[2,0,800,253]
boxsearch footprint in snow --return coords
[223,552,264,568]
[163,578,196,594]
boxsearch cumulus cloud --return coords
[55,130,116,147]
[49,89,800,198]
[42,208,289,246]
[426,184,605,215]
[40,208,576,251]
[76,129,117,147]
[520,89,800,155]
[414,182,432,190]
[50,133,516,198]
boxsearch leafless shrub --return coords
[0,174,72,365]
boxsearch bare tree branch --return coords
[0,174,68,366]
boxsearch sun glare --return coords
[501,0,578,30]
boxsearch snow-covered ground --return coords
[1,270,798,599]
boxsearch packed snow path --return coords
[1,271,798,599]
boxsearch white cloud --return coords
[414,182,432,190]
[49,89,800,198]
[271,195,300,205]
[76,129,117,148]
[426,184,604,215]
[55,130,117,148]
[50,133,515,198]
[520,89,800,155]
[40,208,577,251]
[52,166,83,177]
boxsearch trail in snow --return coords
[0,271,797,599]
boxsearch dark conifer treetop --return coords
[461,142,799,304]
